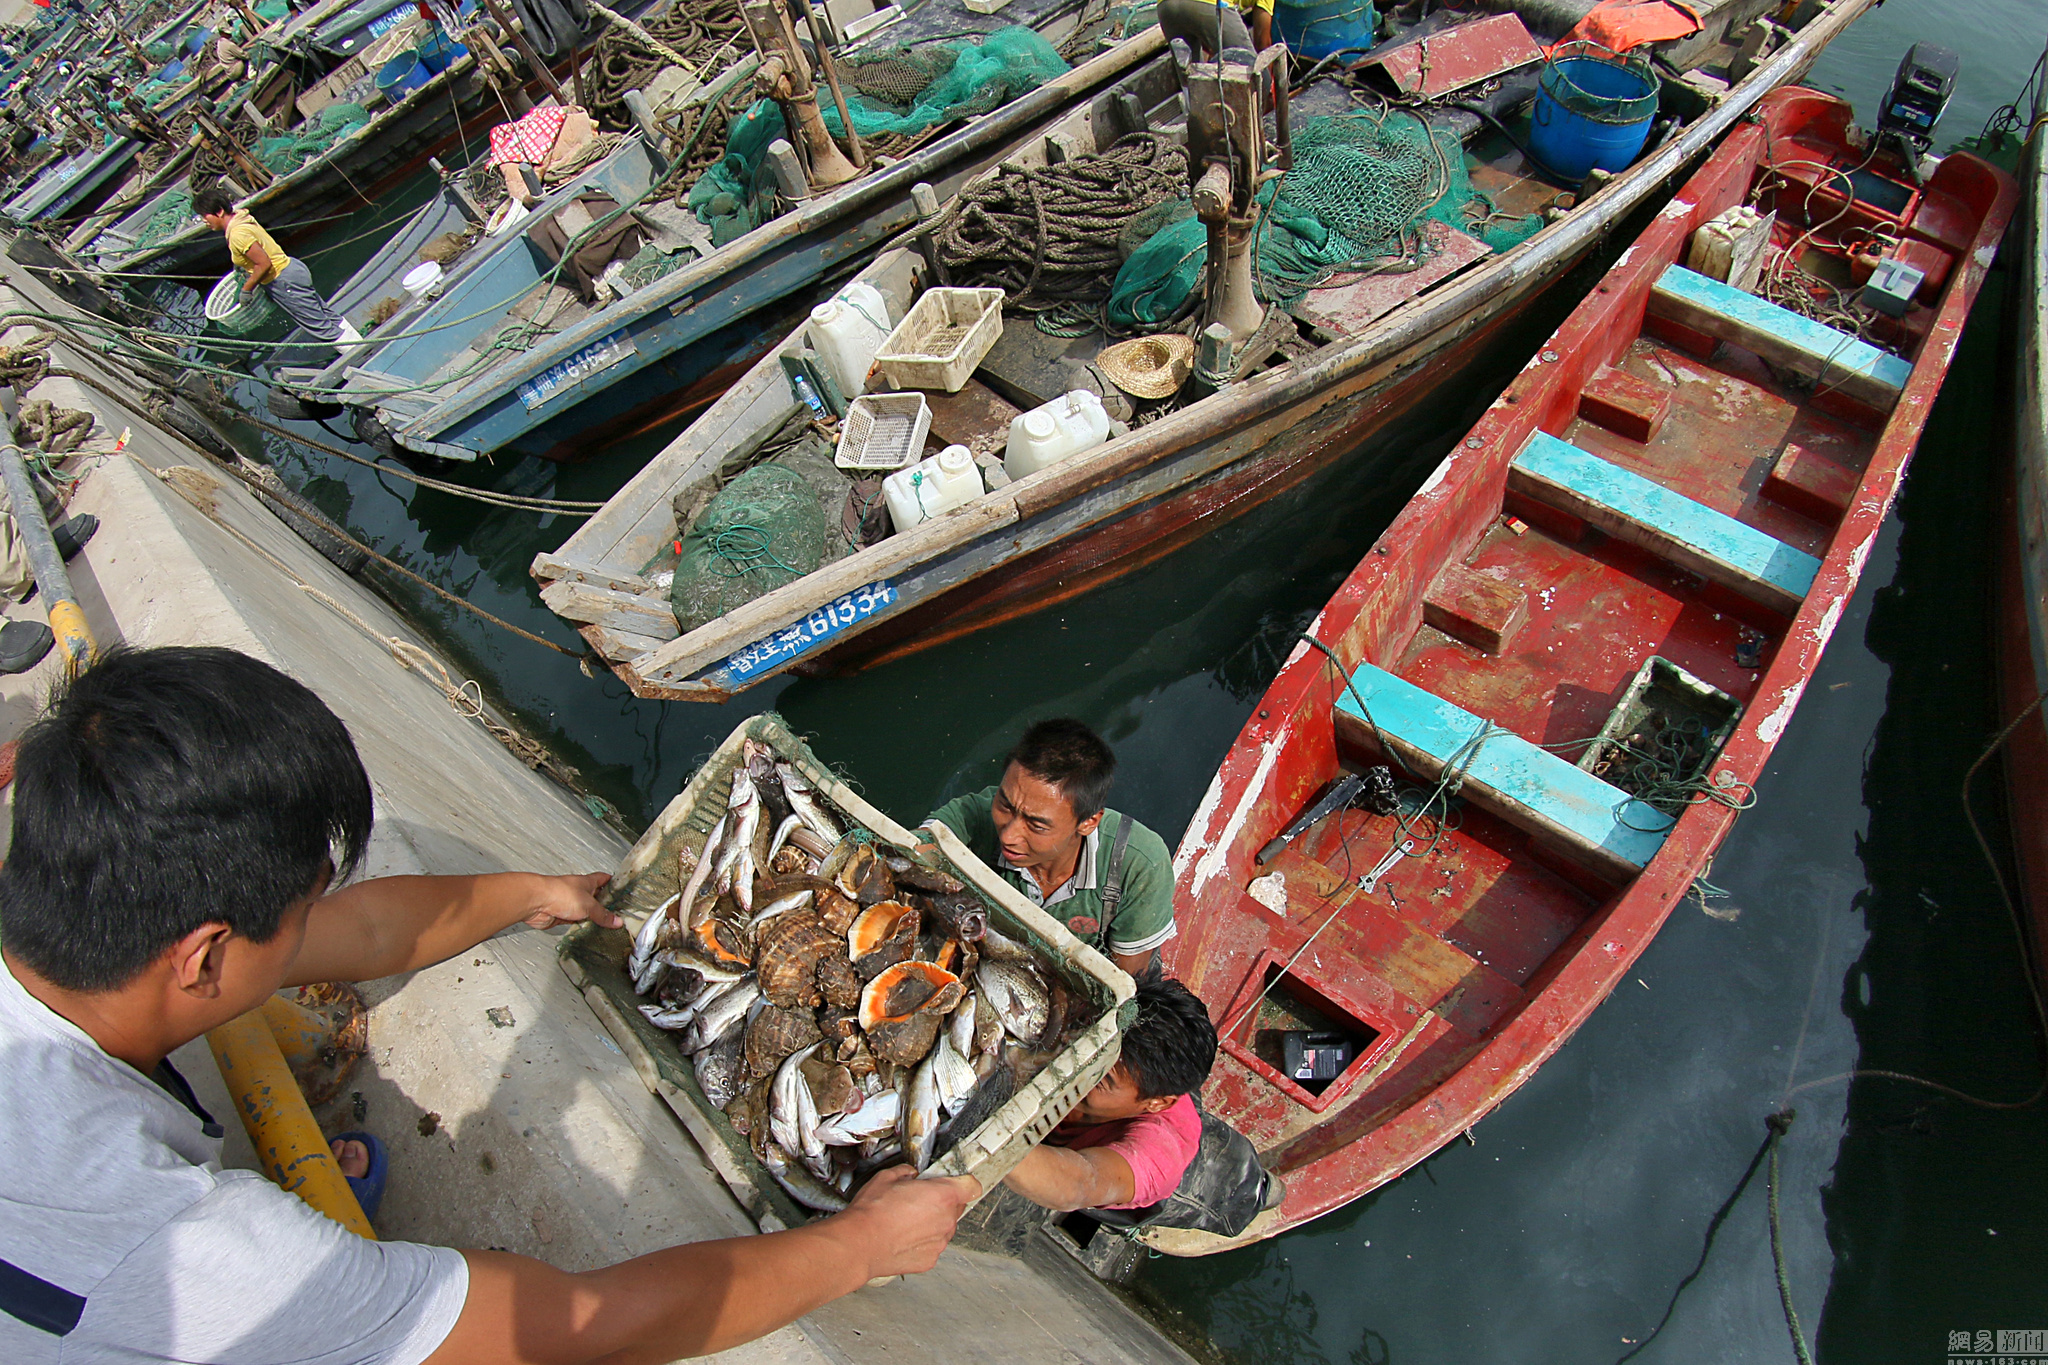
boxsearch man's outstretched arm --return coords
[286,872,620,987]
[425,1168,978,1365]
[1002,1143,1136,1213]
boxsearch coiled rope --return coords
[934,132,1188,320]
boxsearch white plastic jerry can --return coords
[884,444,984,534]
[1003,389,1113,482]
[806,281,892,400]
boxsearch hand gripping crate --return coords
[872,286,1005,393]
[557,713,1133,1230]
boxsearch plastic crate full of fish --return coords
[558,713,1134,1227]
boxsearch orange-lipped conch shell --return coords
[847,900,919,980]
[857,960,964,1032]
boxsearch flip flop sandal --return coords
[333,1130,389,1222]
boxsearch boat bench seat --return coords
[1333,663,1669,884]
[1509,432,1820,617]
[1647,264,1914,412]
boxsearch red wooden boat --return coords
[1159,85,2016,1251]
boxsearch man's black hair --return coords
[1006,718,1116,820]
[0,646,373,992]
[1121,969,1217,1100]
[191,186,235,218]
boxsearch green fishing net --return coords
[129,187,193,251]
[670,463,830,632]
[1105,109,1545,329]
[254,102,369,176]
[253,0,290,19]
[821,26,1067,141]
[686,99,786,247]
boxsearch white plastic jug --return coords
[1003,389,1113,482]
[807,282,892,400]
[884,444,983,534]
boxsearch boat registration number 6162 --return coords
[518,331,638,411]
[719,582,896,682]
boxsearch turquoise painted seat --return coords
[1649,264,1913,408]
[1335,663,1670,880]
[1510,431,1821,615]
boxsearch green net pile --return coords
[254,103,369,177]
[822,27,1067,141]
[128,187,194,251]
[687,99,786,247]
[670,452,849,632]
[620,241,689,290]
[253,0,290,19]
[143,39,177,62]
[1106,110,1544,329]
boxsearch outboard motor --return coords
[1160,0,1291,360]
[1877,42,1957,179]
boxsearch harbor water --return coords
[187,0,2048,1357]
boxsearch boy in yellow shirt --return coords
[194,188,361,347]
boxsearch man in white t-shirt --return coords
[0,646,974,1365]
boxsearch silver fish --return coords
[815,1091,902,1145]
[692,978,760,1052]
[770,1043,823,1168]
[764,812,805,869]
[655,947,749,983]
[746,887,813,931]
[976,960,1051,1043]
[728,770,764,915]
[629,891,683,995]
[693,1031,747,1109]
[777,761,843,843]
[933,1038,977,1118]
[676,812,727,918]
[711,772,757,898]
[904,1048,942,1172]
[763,1141,848,1213]
[977,925,1036,964]
[947,995,976,1059]
[638,1001,697,1030]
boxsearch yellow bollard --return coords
[207,1008,376,1239]
[260,992,337,1073]
[44,599,94,676]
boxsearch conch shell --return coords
[848,901,919,979]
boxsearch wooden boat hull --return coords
[543,0,1880,702]
[359,27,1170,462]
[1163,92,2016,1246]
[1999,117,2048,980]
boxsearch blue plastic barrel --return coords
[414,29,468,73]
[159,57,185,82]
[375,53,431,98]
[1528,42,1660,181]
[1273,0,1375,62]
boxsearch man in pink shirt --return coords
[1003,973,1216,1212]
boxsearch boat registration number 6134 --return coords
[719,582,897,682]
[518,331,638,411]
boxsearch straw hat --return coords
[1097,334,1195,400]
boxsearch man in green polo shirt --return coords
[923,719,1173,975]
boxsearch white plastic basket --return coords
[873,286,1005,392]
[559,713,1133,1227]
[203,271,276,331]
[834,391,932,471]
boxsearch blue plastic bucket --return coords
[1529,42,1660,181]
[1273,0,1375,62]
[376,53,431,98]
[414,29,468,73]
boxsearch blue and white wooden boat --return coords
[289,9,1164,462]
